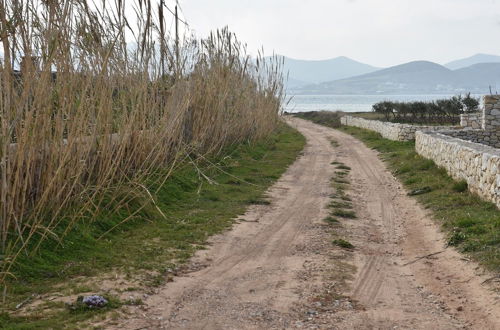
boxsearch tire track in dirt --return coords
[110,118,338,329]
[106,117,499,330]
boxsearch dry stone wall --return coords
[415,95,500,208]
[460,113,481,129]
[340,116,457,141]
[440,129,500,148]
[438,96,500,148]
[416,130,500,207]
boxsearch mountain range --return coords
[284,54,500,95]
[444,53,500,70]
[281,56,379,88]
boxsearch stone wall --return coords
[340,116,457,141]
[414,95,500,208]
[339,95,500,208]
[440,129,490,145]
[416,130,500,208]
[460,112,481,129]
[438,96,500,148]
[482,95,500,131]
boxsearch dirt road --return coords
[115,118,499,329]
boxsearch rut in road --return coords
[111,117,499,330]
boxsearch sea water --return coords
[285,94,484,113]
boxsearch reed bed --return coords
[0,0,284,288]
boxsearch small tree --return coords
[373,101,394,121]
[462,93,480,113]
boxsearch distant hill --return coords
[294,61,500,95]
[285,77,310,89]
[454,63,500,93]
[445,53,500,70]
[278,56,379,88]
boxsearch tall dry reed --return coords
[0,0,284,287]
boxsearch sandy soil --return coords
[109,117,499,330]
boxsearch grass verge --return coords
[0,123,306,328]
[296,111,500,272]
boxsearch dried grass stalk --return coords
[0,0,284,286]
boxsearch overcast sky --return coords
[176,0,500,67]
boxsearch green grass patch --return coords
[324,216,340,224]
[248,198,272,205]
[336,164,351,171]
[331,209,357,219]
[339,194,351,201]
[452,180,468,193]
[332,178,350,184]
[332,239,354,249]
[349,111,386,121]
[2,124,306,328]
[329,201,353,209]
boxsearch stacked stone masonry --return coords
[441,96,500,148]
[460,112,481,129]
[340,116,458,141]
[416,130,500,207]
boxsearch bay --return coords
[285,94,484,113]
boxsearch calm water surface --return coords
[285,94,484,113]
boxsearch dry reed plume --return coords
[0,0,284,289]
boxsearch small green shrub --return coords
[448,230,467,246]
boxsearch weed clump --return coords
[324,216,340,224]
[452,181,468,193]
[248,199,271,205]
[340,195,352,201]
[332,239,354,249]
[332,209,357,219]
[329,201,353,209]
[336,165,351,170]
[333,178,350,184]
